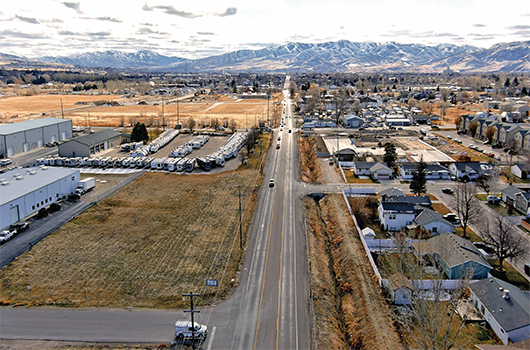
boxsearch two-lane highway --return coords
[207,78,311,349]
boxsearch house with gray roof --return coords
[469,277,530,345]
[515,191,530,214]
[511,163,530,179]
[370,162,393,180]
[412,208,455,235]
[500,186,523,206]
[58,129,122,157]
[353,161,377,176]
[386,195,432,207]
[400,162,450,180]
[378,202,416,231]
[379,187,404,201]
[412,233,492,279]
[449,162,492,181]
[343,114,363,128]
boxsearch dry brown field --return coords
[0,168,262,309]
[0,93,282,129]
[0,94,124,120]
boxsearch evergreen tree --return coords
[522,87,528,96]
[383,143,397,169]
[132,122,149,143]
[504,78,511,87]
[410,160,428,196]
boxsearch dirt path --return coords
[306,194,402,350]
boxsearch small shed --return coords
[361,227,376,240]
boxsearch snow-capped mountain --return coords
[2,40,529,72]
[40,50,186,68]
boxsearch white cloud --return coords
[0,0,529,58]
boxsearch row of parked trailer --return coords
[167,135,209,158]
[125,130,180,157]
[35,132,249,173]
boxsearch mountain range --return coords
[2,40,529,73]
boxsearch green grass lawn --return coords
[476,193,501,201]
[345,172,375,183]
[488,260,530,291]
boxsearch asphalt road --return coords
[0,200,94,269]
[205,79,311,350]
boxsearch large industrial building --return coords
[58,129,122,157]
[0,118,73,158]
[0,166,80,229]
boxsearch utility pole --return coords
[259,139,263,175]
[177,90,180,125]
[235,185,246,249]
[183,292,200,350]
[60,98,64,119]
[267,93,270,127]
[162,96,165,131]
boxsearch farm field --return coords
[0,168,262,309]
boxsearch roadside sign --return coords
[206,279,218,287]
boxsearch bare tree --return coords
[468,121,479,138]
[333,88,349,125]
[476,172,498,195]
[453,183,482,238]
[478,215,529,271]
[186,117,196,131]
[384,250,469,350]
[228,118,237,132]
[210,117,220,129]
[289,80,296,98]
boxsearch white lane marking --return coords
[206,326,217,350]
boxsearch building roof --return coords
[379,187,404,198]
[66,129,122,147]
[0,166,79,204]
[452,162,483,174]
[380,202,416,214]
[469,277,530,333]
[0,118,70,135]
[500,186,522,200]
[336,148,357,155]
[361,227,376,237]
[400,162,449,173]
[513,163,530,172]
[414,208,454,228]
[387,195,432,206]
[370,162,392,173]
[344,114,363,121]
[426,233,492,270]
[354,161,377,169]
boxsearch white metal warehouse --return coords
[0,118,73,158]
[0,166,80,229]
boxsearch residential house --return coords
[511,163,530,179]
[413,208,455,235]
[335,148,357,166]
[515,192,530,214]
[500,186,522,206]
[400,162,450,180]
[353,161,377,176]
[513,129,529,151]
[386,195,432,208]
[370,162,393,180]
[379,187,404,201]
[314,119,337,128]
[524,132,530,153]
[343,114,363,128]
[412,233,492,279]
[497,124,521,147]
[449,162,493,181]
[469,277,530,345]
[514,103,530,117]
[378,202,416,231]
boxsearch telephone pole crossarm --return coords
[183,292,201,350]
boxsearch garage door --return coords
[7,146,14,157]
[10,205,20,224]
[37,139,44,147]
[51,135,57,143]
[61,131,67,140]
[23,142,29,152]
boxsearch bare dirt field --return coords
[0,340,166,350]
[0,167,262,309]
[305,194,402,350]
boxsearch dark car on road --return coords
[442,188,454,194]
[10,222,29,234]
[49,202,62,212]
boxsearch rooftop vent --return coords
[41,166,48,170]
[15,174,23,180]
[27,170,37,175]
[0,180,8,186]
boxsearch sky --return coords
[1,0,529,59]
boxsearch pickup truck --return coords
[173,321,208,343]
